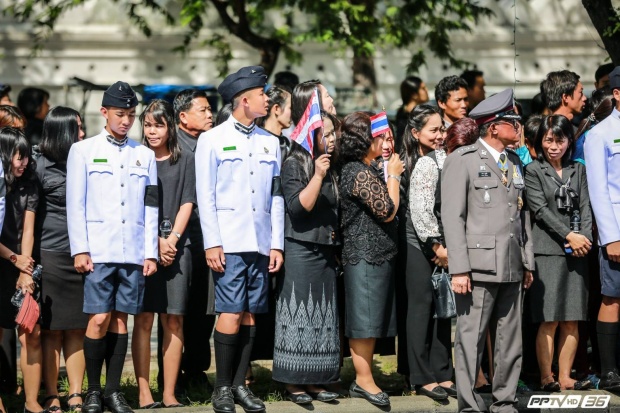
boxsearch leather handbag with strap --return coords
[431,266,457,319]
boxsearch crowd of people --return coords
[0,61,618,413]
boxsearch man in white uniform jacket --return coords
[196,66,284,413]
[66,82,158,413]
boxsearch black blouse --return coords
[339,160,397,265]
[1,177,39,253]
[281,156,339,246]
[35,156,69,253]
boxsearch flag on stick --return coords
[290,88,323,155]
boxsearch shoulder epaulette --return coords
[457,145,477,156]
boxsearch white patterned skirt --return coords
[272,238,340,384]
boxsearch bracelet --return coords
[388,174,401,182]
[172,231,182,240]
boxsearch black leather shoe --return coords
[308,390,339,402]
[212,386,236,413]
[232,386,265,412]
[349,381,390,407]
[104,391,134,413]
[475,383,492,394]
[439,383,457,397]
[416,385,448,401]
[600,371,620,392]
[571,379,592,391]
[286,391,313,405]
[83,390,103,413]
[541,381,561,392]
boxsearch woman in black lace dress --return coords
[338,112,404,407]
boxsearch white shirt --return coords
[195,116,284,255]
[478,137,506,163]
[66,129,158,264]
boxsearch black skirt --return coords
[272,239,340,384]
[0,259,19,329]
[142,245,192,315]
[40,250,88,330]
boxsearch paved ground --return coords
[15,317,620,412]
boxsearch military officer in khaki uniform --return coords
[441,89,535,413]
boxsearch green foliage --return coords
[2,0,493,76]
[603,7,620,37]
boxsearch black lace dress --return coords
[340,161,398,338]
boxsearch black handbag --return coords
[431,266,457,319]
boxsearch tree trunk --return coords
[259,43,281,78]
[582,0,620,65]
[352,52,378,107]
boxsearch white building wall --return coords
[0,0,610,134]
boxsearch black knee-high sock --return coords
[232,325,256,387]
[84,336,107,392]
[103,332,128,397]
[214,330,239,388]
[598,321,619,374]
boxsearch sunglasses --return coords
[494,118,521,130]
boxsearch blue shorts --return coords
[213,252,269,314]
[600,248,620,298]
[83,263,145,315]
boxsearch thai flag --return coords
[291,88,323,155]
[370,111,390,137]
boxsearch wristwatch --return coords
[9,254,17,264]
[172,231,182,240]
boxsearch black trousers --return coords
[405,243,454,385]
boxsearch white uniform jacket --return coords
[195,116,285,256]
[66,130,158,265]
[585,108,620,246]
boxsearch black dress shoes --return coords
[104,392,134,413]
[349,381,390,407]
[212,386,236,413]
[600,371,620,392]
[308,390,339,402]
[231,385,265,412]
[415,385,449,401]
[541,381,561,393]
[286,391,313,405]
[83,390,103,413]
[439,383,458,397]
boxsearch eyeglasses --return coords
[494,119,521,130]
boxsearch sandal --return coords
[43,395,63,412]
[67,393,83,412]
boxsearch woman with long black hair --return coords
[0,127,43,413]
[36,106,88,413]
[272,111,341,404]
[132,99,195,409]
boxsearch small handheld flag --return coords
[370,111,390,138]
[290,88,323,156]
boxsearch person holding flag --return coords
[338,111,404,407]
[272,109,341,405]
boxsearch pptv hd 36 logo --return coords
[527,394,610,409]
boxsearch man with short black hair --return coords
[196,66,284,413]
[435,75,469,128]
[461,70,486,110]
[162,89,215,389]
[595,63,615,90]
[67,81,159,413]
[540,70,586,121]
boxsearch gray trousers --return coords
[455,281,522,413]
